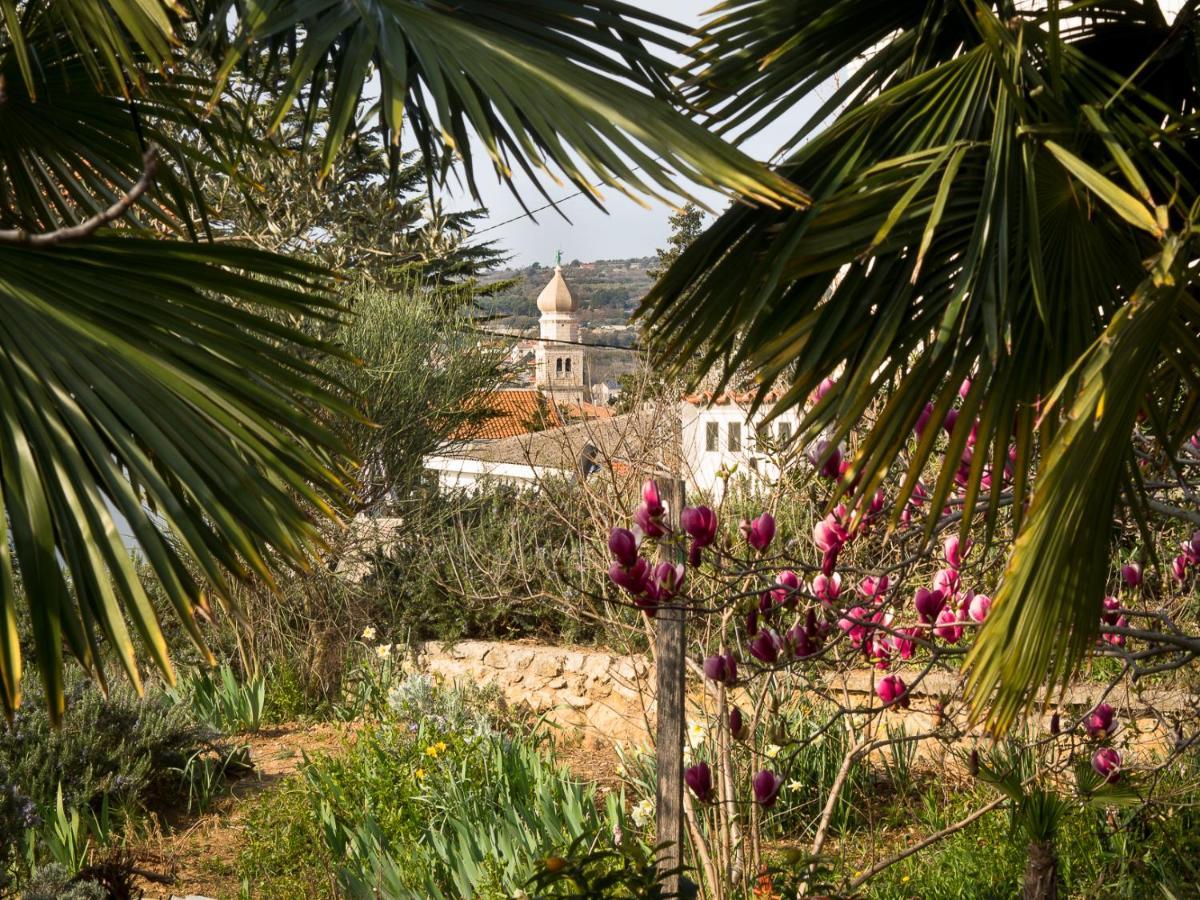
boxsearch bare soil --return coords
[129,721,357,899]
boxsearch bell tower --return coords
[534,264,587,406]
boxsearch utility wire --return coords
[459,321,644,352]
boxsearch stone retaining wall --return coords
[411,640,1192,752]
[413,640,656,746]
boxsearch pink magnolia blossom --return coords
[608,527,639,568]
[1173,554,1190,583]
[837,606,870,649]
[786,621,819,659]
[745,608,759,637]
[1102,616,1128,647]
[748,628,784,664]
[914,587,946,624]
[1101,596,1120,626]
[641,479,664,515]
[943,534,971,570]
[914,403,935,438]
[729,706,747,741]
[1120,563,1142,588]
[1092,747,1122,783]
[702,653,738,685]
[876,674,909,708]
[609,558,649,595]
[808,438,843,480]
[943,408,960,435]
[634,503,666,538]
[934,606,963,643]
[752,770,784,808]
[742,513,776,553]
[771,570,803,609]
[933,567,960,597]
[858,575,889,601]
[685,762,714,803]
[813,515,849,554]
[967,593,991,623]
[680,505,718,567]
[889,627,918,660]
[1085,703,1116,739]
[647,561,685,603]
[813,377,837,404]
[812,572,843,606]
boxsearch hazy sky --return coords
[442,1,821,267]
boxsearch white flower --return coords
[765,743,782,759]
[361,625,377,642]
[787,779,804,792]
[631,798,654,829]
[686,720,707,750]
[375,643,392,659]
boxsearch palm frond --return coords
[643,1,1200,728]
[0,236,354,721]
[202,0,807,210]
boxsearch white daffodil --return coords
[631,798,654,829]
[765,743,782,759]
[787,779,804,792]
[375,643,392,659]
[686,720,707,750]
[361,625,377,642]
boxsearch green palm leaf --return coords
[204,0,807,208]
[0,236,353,721]
[642,0,1200,728]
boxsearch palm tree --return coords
[0,1,803,719]
[641,1,1200,730]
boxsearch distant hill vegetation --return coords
[478,257,654,338]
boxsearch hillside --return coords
[479,257,652,386]
[479,256,654,340]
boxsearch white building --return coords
[534,265,588,406]
[680,391,802,501]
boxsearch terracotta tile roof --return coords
[446,411,677,473]
[453,389,562,441]
[560,401,615,421]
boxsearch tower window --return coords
[728,422,742,452]
[565,358,572,373]
[705,421,719,452]
[556,358,563,374]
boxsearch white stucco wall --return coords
[680,400,801,501]
[422,454,558,493]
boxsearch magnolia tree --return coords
[601,384,1200,897]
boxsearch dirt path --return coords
[131,721,357,899]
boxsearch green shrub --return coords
[0,669,204,873]
[165,664,266,734]
[240,676,625,898]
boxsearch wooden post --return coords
[656,477,686,892]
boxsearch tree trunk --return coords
[1022,839,1058,900]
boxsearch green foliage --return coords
[642,0,1200,727]
[18,863,106,900]
[173,743,253,814]
[0,670,202,844]
[332,284,505,511]
[166,664,266,735]
[29,786,113,877]
[241,676,622,898]
[237,778,335,899]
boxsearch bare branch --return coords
[0,145,159,246]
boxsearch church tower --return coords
[535,265,587,406]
